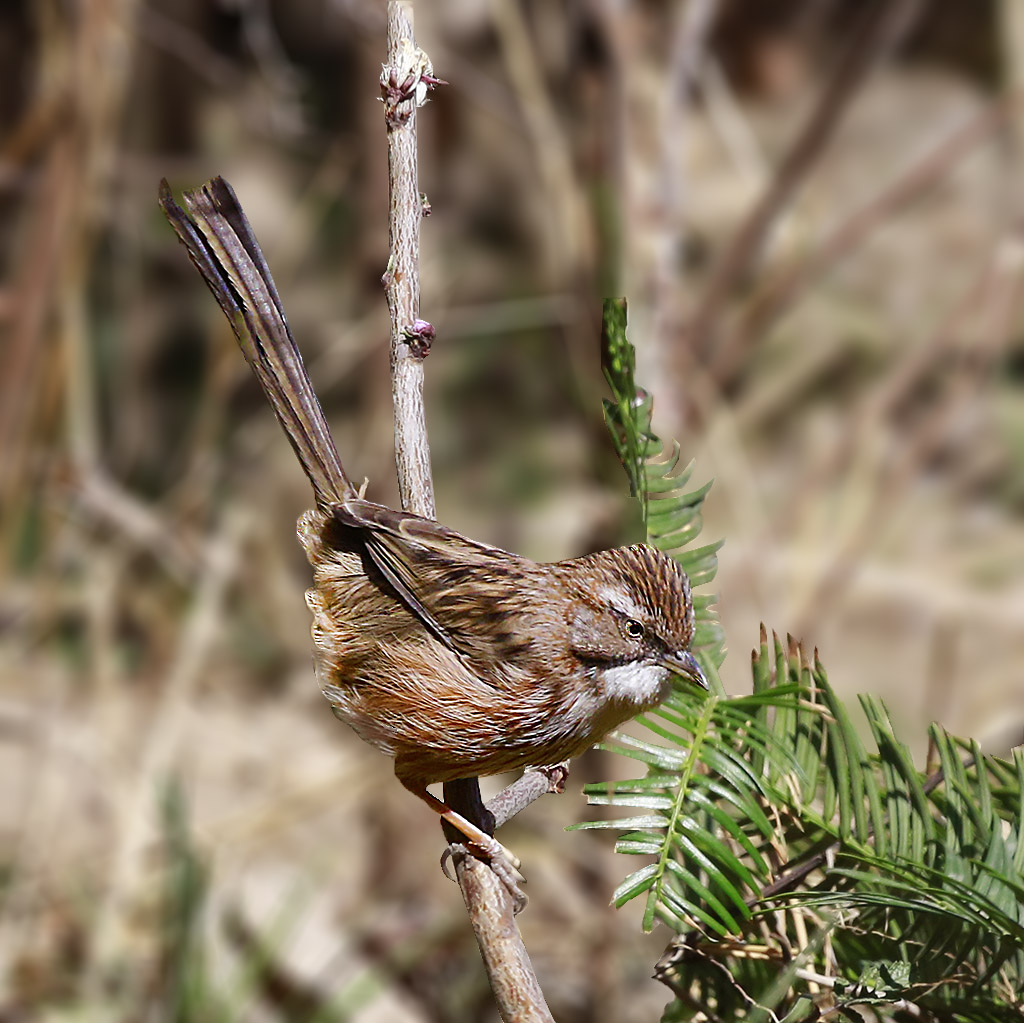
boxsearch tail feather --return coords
[159,177,353,506]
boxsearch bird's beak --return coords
[659,650,708,690]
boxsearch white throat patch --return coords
[600,660,670,708]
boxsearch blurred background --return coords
[2,0,1023,1019]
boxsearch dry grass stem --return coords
[83,509,247,1001]
[493,0,590,280]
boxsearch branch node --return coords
[380,39,446,130]
[401,318,435,357]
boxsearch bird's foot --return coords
[440,838,528,914]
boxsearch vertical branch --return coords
[383,0,435,520]
[380,5,555,1020]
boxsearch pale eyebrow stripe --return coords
[598,586,644,621]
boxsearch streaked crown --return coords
[596,544,695,650]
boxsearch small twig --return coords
[450,851,555,1023]
[437,775,560,1023]
[487,763,570,830]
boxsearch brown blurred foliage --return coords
[1,1,1022,1019]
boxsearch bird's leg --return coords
[442,776,527,914]
[399,777,521,870]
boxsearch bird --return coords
[159,175,708,886]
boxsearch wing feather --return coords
[332,500,535,664]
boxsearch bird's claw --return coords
[481,846,528,914]
[440,846,457,883]
[440,840,528,914]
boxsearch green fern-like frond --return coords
[594,301,1023,1020]
[645,446,725,691]
[601,297,651,507]
[574,676,809,935]
[651,632,1024,1021]
[601,299,725,689]
[766,656,1024,1019]
[592,299,796,936]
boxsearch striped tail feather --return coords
[159,176,353,506]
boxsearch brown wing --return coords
[332,499,537,666]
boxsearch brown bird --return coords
[159,176,708,882]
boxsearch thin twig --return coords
[381,6,554,1021]
[487,763,570,830]
[452,853,554,1020]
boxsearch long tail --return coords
[159,177,353,506]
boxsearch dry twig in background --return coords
[686,0,924,389]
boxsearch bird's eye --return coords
[625,620,644,639]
